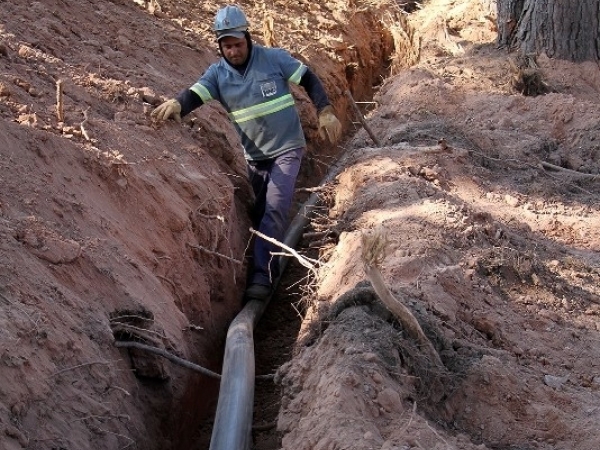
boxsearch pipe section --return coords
[209,157,346,450]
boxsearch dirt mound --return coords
[276,1,600,449]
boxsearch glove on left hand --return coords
[318,105,342,143]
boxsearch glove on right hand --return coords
[151,98,182,123]
[318,105,342,143]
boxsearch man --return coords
[151,5,342,301]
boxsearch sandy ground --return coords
[1,1,600,449]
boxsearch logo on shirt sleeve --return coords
[260,81,277,97]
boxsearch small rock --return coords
[371,372,383,384]
[376,387,402,413]
[5,425,29,447]
[543,374,568,389]
[504,194,520,207]
[363,352,378,362]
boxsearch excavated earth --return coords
[1,1,600,450]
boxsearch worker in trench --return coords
[151,5,342,301]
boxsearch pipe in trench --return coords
[209,156,347,450]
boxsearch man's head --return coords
[214,5,251,66]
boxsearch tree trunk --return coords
[497,0,600,61]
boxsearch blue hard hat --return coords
[214,5,249,41]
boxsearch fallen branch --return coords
[468,149,595,194]
[540,161,600,180]
[114,340,222,379]
[361,229,444,369]
[250,227,319,270]
[345,90,382,147]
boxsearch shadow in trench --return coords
[252,257,307,450]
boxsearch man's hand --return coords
[318,105,342,143]
[151,98,182,123]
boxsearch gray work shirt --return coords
[190,45,308,161]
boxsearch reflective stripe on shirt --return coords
[190,83,213,103]
[229,93,295,123]
[289,64,306,85]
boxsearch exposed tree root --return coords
[114,340,222,379]
[361,229,444,370]
[509,52,553,96]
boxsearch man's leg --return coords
[249,147,303,296]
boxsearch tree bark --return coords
[497,0,600,61]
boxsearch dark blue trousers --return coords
[247,147,303,287]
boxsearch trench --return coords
[164,4,418,448]
[188,152,351,449]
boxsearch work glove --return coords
[318,105,342,144]
[151,98,182,123]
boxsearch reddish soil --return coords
[1,1,600,450]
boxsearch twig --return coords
[92,427,135,450]
[250,227,317,270]
[194,211,225,221]
[425,420,450,447]
[108,385,131,396]
[297,186,327,193]
[80,108,91,141]
[187,243,242,264]
[0,291,39,328]
[155,274,184,307]
[529,163,593,195]
[109,314,153,323]
[114,340,222,379]
[345,90,382,147]
[398,400,417,435]
[71,413,131,423]
[56,79,64,122]
[303,230,333,240]
[270,251,320,266]
[50,360,113,378]
[469,149,596,193]
[110,322,166,341]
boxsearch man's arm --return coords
[299,67,330,112]
[299,67,342,143]
[176,89,204,117]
